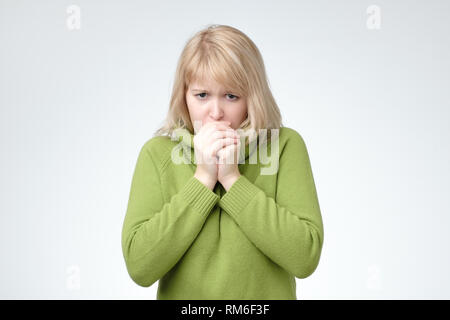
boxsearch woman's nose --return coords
[209,100,224,119]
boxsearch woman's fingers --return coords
[209,137,238,158]
[204,124,239,146]
[216,141,240,163]
[195,121,240,162]
[202,122,232,135]
[212,129,240,140]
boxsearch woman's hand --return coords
[217,130,241,191]
[193,121,240,190]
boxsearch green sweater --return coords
[121,126,324,300]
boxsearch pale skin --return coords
[185,76,248,191]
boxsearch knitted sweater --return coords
[121,126,324,300]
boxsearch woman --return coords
[121,24,324,300]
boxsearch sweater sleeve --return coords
[121,143,220,287]
[218,132,324,279]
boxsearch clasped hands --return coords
[193,121,242,191]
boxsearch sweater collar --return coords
[170,127,260,165]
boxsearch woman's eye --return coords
[195,93,238,100]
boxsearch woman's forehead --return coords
[188,70,244,95]
[189,78,229,91]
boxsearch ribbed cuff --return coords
[181,176,220,217]
[219,175,260,220]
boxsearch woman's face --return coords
[185,75,248,131]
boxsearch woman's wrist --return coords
[194,171,216,190]
[220,173,241,192]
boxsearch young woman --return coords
[121,24,324,300]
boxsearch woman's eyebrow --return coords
[191,88,233,92]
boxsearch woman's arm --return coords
[218,131,324,279]
[121,143,219,287]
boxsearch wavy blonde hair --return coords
[154,24,283,145]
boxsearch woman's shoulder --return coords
[274,126,311,161]
[139,134,177,165]
[278,126,307,147]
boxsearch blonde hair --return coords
[154,24,283,145]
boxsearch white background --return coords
[1,0,449,299]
